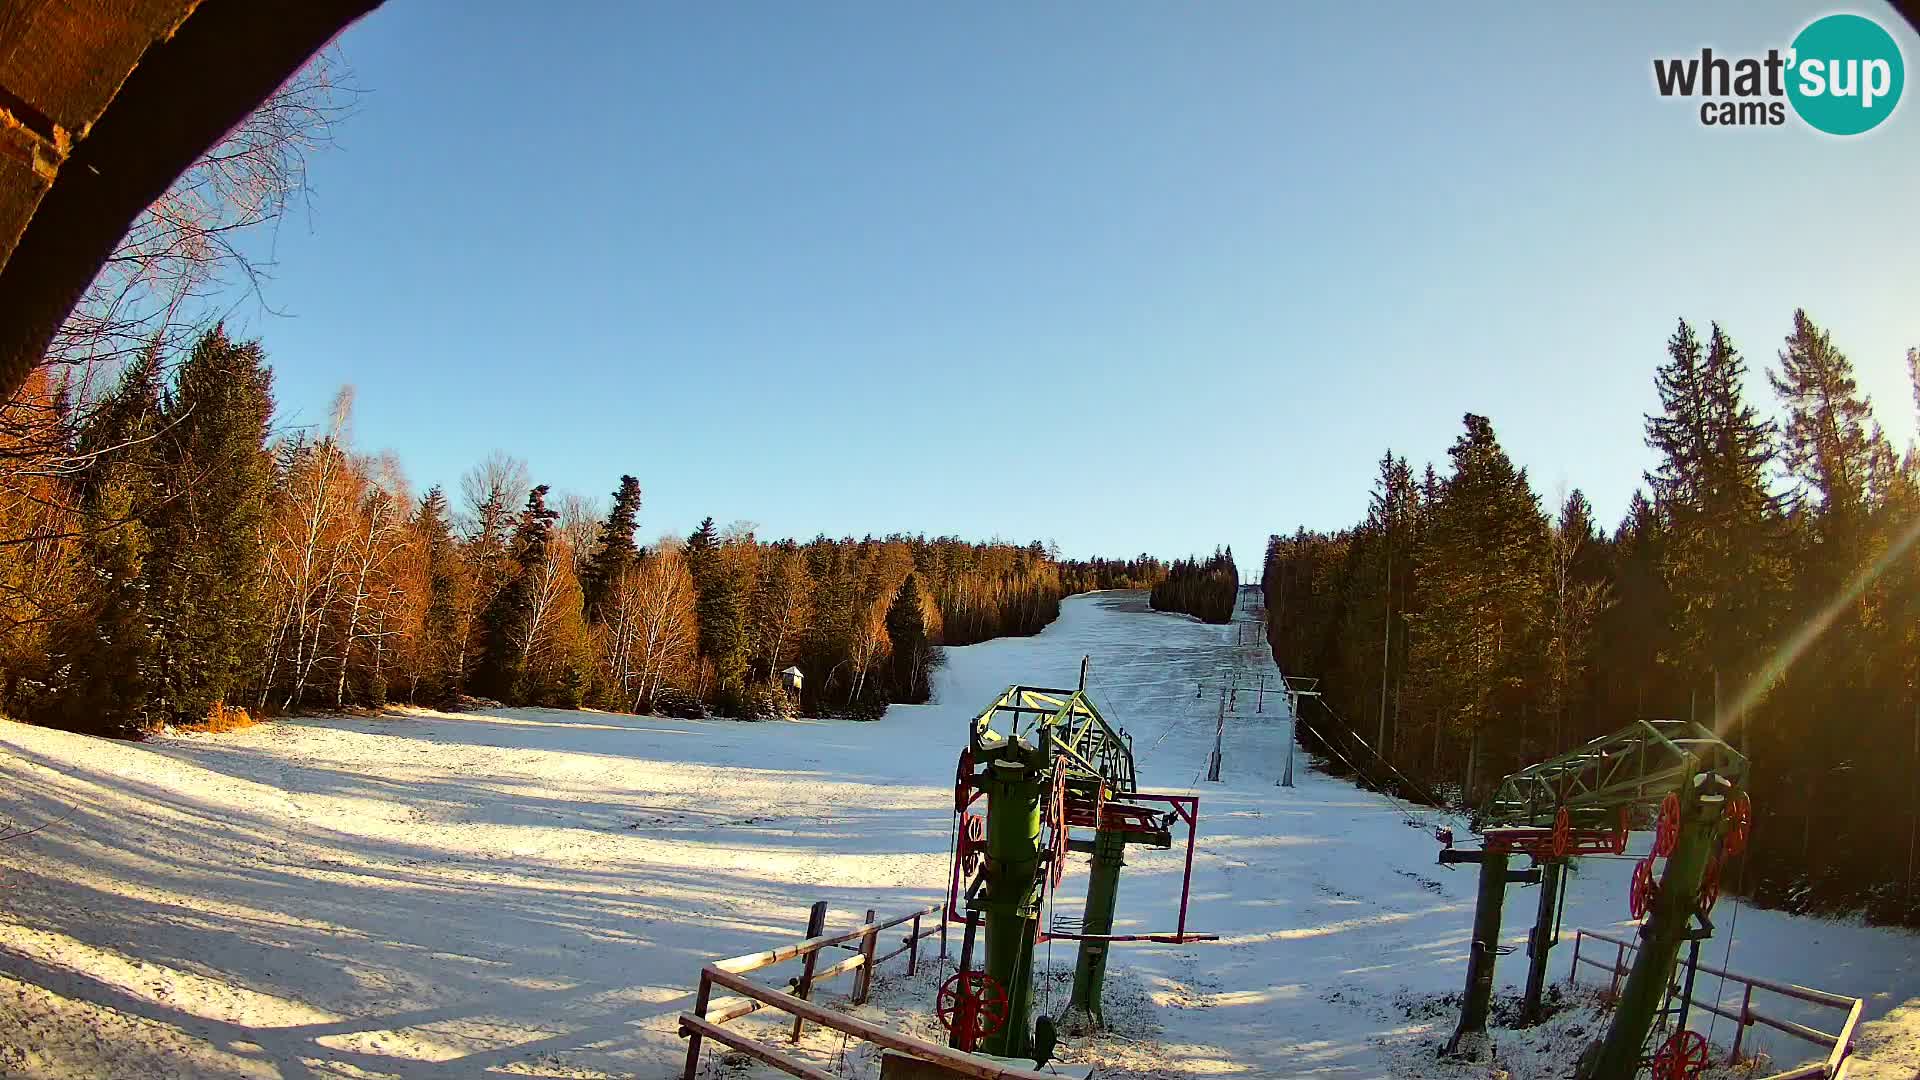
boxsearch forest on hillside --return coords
[1149,549,1240,624]
[0,326,1167,735]
[1263,312,1920,924]
[0,324,1172,737]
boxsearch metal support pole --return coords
[1068,826,1127,1022]
[1207,691,1224,782]
[978,761,1043,1059]
[1522,860,1564,1025]
[948,911,982,1051]
[1447,847,1511,1055]
[1281,703,1296,787]
[1581,783,1725,1080]
[1674,937,1702,1035]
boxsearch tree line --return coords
[0,328,1169,736]
[1150,549,1240,624]
[1262,310,1920,923]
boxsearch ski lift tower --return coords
[944,677,1215,1059]
[1436,718,1749,1080]
[1276,676,1319,788]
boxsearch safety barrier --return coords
[678,900,1057,1080]
[1566,927,1863,1079]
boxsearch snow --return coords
[0,590,1914,1078]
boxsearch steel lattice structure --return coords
[1479,718,1749,831]
[968,684,1138,797]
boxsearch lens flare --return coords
[1716,513,1920,736]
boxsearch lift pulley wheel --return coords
[1045,762,1069,889]
[1612,805,1631,855]
[1697,855,1721,916]
[1551,806,1571,858]
[1629,856,1658,920]
[1723,791,1752,858]
[959,811,986,876]
[955,748,973,815]
[1653,793,1681,859]
[936,970,1009,1045]
[1651,1028,1710,1080]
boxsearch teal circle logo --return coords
[1787,14,1904,135]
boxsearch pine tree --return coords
[142,327,276,728]
[886,573,935,702]
[580,475,642,622]
[684,516,748,706]
[1644,319,1785,690]
[39,353,164,736]
[1769,310,1891,536]
[475,485,558,703]
[414,486,466,703]
[1408,413,1547,793]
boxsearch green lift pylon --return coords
[950,678,1206,1059]
[1580,775,1731,1080]
[1440,718,1748,1065]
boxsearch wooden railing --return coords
[1567,928,1864,1080]
[679,901,1059,1080]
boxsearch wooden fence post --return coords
[1729,983,1753,1063]
[907,912,922,977]
[854,908,878,1004]
[682,969,713,1080]
[789,901,829,1042]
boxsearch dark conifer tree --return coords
[684,516,748,706]
[580,475,642,622]
[885,573,934,702]
[1645,320,1784,688]
[142,327,276,728]
[475,485,558,703]
[415,486,465,703]
[39,353,165,736]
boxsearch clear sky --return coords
[229,2,1920,573]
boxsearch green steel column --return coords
[1521,860,1564,1026]
[1582,789,1723,1080]
[979,761,1043,1058]
[1447,848,1511,1054]
[1068,826,1127,1021]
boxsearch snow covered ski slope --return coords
[0,591,1913,1078]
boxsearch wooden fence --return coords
[1567,927,1863,1080]
[678,901,1060,1080]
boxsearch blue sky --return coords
[228,2,1920,572]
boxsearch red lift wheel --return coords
[1697,856,1721,916]
[1724,791,1752,857]
[959,812,986,876]
[1612,805,1631,855]
[1551,806,1571,858]
[955,748,974,814]
[1652,1028,1710,1080]
[1629,856,1657,920]
[936,970,1009,1045]
[1653,793,1681,858]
